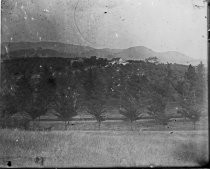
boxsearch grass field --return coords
[0,129,208,167]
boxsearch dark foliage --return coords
[147,92,170,125]
[0,54,206,130]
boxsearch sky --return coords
[1,0,208,59]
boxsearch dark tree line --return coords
[0,56,206,130]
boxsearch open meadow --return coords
[0,128,208,167]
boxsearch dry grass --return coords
[172,139,208,166]
[0,129,208,167]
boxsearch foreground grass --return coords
[0,129,208,167]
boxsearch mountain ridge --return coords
[1,41,204,65]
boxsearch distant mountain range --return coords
[1,41,205,65]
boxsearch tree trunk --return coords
[133,121,136,131]
[67,121,70,130]
[2,119,6,129]
[193,122,196,130]
[184,116,187,121]
[130,122,133,131]
[32,119,35,130]
[38,116,41,126]
[64,121,67,130]
[98,122,101,130]
[134,121,140,135]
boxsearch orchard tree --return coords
[52,68,81,130]
[86,97,106,130]
[0,60,33,128]
[119,64,152,130]
[184,64,197,101]
[83,67,97,98]
[83,67,107,130]
[147,92,171,126]
[0,92,17,128]
[175,64,203,128]
[15,75,33,112]
[111,65,128,106]
[85,87,107,130]
[187,106,201,130]
[1,71,35,129]
[119,94,146,131]
[53,87,79,130]
[176,81,202,130]
[0,76,17,116]
[162,63,176,100]
[196,61,206,104]
[28,64,57,123]
[177,98,201,130]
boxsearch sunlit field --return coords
[0,127,208,167]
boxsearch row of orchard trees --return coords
[0,57,207,130]
[176,63,207,129]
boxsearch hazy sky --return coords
[1,0,207,59]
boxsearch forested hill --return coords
[1,41,203,65]
[1,56,207,126]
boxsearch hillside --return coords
[1,41,203,65]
